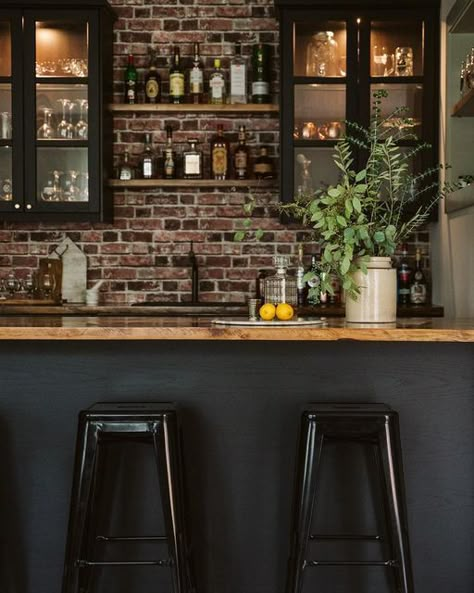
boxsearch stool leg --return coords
[62,419,101,593]
[377,416,414,593]
[152,414,189,593]
[286,415,324,593]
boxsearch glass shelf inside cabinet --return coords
[294,84,346,143]
[294,21,347,78]
[371,20,424,78]
[37,147,88,203]
[371,83,423,140]
[0,21,11,78]
[36,84,88,141]
[294,147,341,195]
[0,146,13,202]
[35,20,88,79]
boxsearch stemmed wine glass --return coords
[75,99,88,139]
[37,108,54,139]
[57,99,74,139]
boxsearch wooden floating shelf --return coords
[108,179,277,189]
[452,87,474,117]
[108,103,279,114]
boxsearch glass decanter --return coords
[264,255,297,306]
[306,31,338,77]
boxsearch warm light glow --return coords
[357,18,361,24]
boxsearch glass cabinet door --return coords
[0,20,14,207]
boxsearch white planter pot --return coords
[345,257,397,323]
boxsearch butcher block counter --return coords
[0,315,471,341]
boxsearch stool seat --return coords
[286,402,414,593]
[62,402,194,593]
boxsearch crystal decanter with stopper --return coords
[264,255,297,306]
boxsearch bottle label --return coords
[164,149,175,177]
[234,151,248,172]
[169,73,184,97]
[231,64,247,96]
[210,75,224,99]
[143,161,153,178]
[252,81,269,96]
[410,282,427,304]
[184,154,201,176]
[190,68,203,93]
[119,167,132,181]
[145,79,159,100]
[212,146,228,176]
[126,82,136,101]
[253,162,272,174]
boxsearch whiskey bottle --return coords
[163,126,176,179]
[141,133,155,179]
[124,54,138,104]
[118,151,134,181]
[230,43,248,104]
[253,146,274,179]
[397,244,412,306]
[189,42,204,104]
[209,58,226,105]
[233,125,249,180]
[409,248,427,305]
[251,43,271,103]
[145,48,161,104]
[169,47,185,104]
[296,243,307,306]
[210,124,229,180]
[183,138,203,179]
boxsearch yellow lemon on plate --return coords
[259,303,276,321]
[276,302,294,321]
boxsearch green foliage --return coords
[235,90,464,300]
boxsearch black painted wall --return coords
[0,341,472,593]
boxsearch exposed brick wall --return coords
[0,0,431,305]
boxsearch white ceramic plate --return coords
[211,317,326,327]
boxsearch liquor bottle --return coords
[256,269,267,301]
[145,48,161,104]
[253,146,274,179]
[251,43,271,104]
[209,58,226,105]
[210,124,230,180]
[118,151,134,180]
[233,125,249,180]
[169,47,185,104]
[296,243,308,307]
[306,254,321,305]
[183,138,203,179]
[409,248,428,305]
[162,126,176,179]
[230,43,248,104]
[189,42,204,104]
[124,54,138,104]
[141,133,155,179]
[397,244,412,306]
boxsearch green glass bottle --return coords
[251,43,271,104]
[124,54,138,104]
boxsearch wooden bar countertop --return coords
[0,315,471,342]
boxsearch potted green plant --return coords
[235,90,461,323]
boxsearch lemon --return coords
[259,303,276,321]
[276,302,294,321]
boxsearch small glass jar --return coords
[264,255,297,306]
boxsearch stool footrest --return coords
[77,559,173,567]
[306,560,399,567]
[96,535,167,542]
[310,534,382,541]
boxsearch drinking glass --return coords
[75,99,88,139]
[395,47,414,76]
[37,108,54,139]
[6,271,17,297]
[0,112,12,139]
[25,273,36,299]
[296,153,313,193]
[61,170,80,201]
[57,99,74,139]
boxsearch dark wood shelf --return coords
[293,139,338,147]
[108,179,277,189]
[293,76,346,85]
[36,77,88,85]
[0,140,12,148]
[108,103,279,114]
[370,76,424,85]
[36,140,88,148]
[452,87,474,117]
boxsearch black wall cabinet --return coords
[0,0,114,222]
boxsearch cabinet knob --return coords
[14,203,21,210]
[26,204,32,210]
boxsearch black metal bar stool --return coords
[62,402,194,593]
[285,403,414,593]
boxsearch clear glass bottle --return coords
[118,151,133,181]
[188,42,204,104]
[169,47,185,104]
[141,133,155,179]
[210,124,229,180]
[209,58,226,104]
[233,125,249,180]
[305,31,338,77]
[163,125,177,179]
[183,138,203,179]
[264,255,297,306]
[230,43,248,104]
[466,48,474,90]
[145,48,161,104]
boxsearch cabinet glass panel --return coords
[0,146,12,202]
[37,148,88,203]
[371,83,423,139]
[0,21,11,77]
[294,148,340,194]
[0,84,12,142]
[294,84,346,140]
[35,21,88,78]
[371,20,424,77]
[294,21,346,77]
[36,84,88,140]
